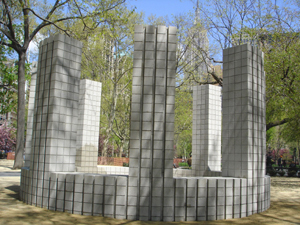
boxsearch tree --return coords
[0,45,31,122]
[188,0,300,131]
[146,11,223,159]
[263,32,300,131]
[146,10,223,87]
[0,0,126,168]
[174,12,223,88]
[174,89,193,158]
[98,133,115,157]
[0,46,18,116]
[269,148,292,164]
[281,118,300,164]
[72,7,141,157]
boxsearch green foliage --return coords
[266,127,275,145]
[263,31,300,147]
[174,89,193,158]
[278,171,285,176]
[61,4,143,156]
[1,0,129,168]
[0,46,31,117]
[265,33,300,117]
[147,14,169,26]
[147,11,223,161]
[288,170,297,177]
[178,162,189,167]
[282,119,300,147]
[267,169,277,176]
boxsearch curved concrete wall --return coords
[20,168,270,221]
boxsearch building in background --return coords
[182,0,220,89]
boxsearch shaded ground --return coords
[0,159,300,225]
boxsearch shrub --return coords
[272,164,279,170]
[268,170,277,176]
[278,171,285,176]
[178,162,189,167]
[288,170,297,177]
[123,162,129,167]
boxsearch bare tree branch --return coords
[2,0,16,42]
[267,118,290,131]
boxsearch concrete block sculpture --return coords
[192,85,222,176]
[128,25,176,221]
[222,44,268,215]
[25,34,82,207]
[24,63,37,167]
[20,29,270,222]
[75,79,102,173]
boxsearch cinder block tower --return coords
[24,65,37,168]
[128,25,177,221]
[75,79,102,173]
[222,44,266,215]
[192,85,222,176]
[29,34,82,207]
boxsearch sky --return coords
[127,0,195,20]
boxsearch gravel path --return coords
[0,159,299,225]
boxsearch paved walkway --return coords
[0,171,20,176]
[0,159,21,172]
[0,159,299,225]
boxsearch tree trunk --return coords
[13,52,26,169]
[119,139,124,158]
[102,82,118,157]
[297,140,300,165]
[102,40,118,157]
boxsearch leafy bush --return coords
[268,170,277,176]
[278,171,285,176]
[123,162,129,167]
[288,170,297,177]
[178,162,189,167]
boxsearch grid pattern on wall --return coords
[192,85,222,176]
[222,43,266,215]
[28,34,82,207]
[24,72,37,167]
[20,170,270,220]
[128,25,176,221]
[75,79,102,173]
